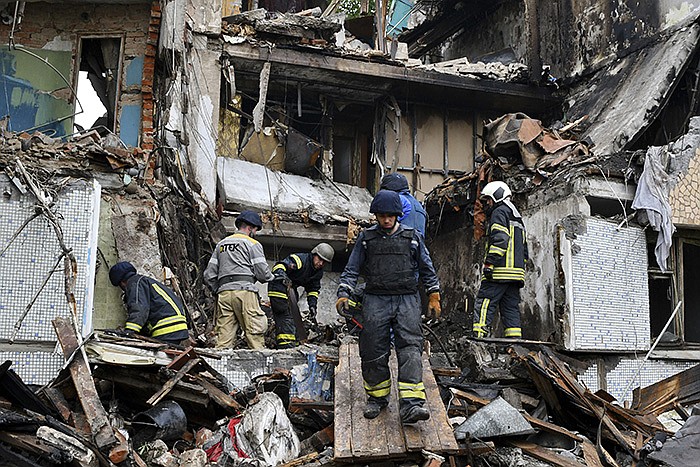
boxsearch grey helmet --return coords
[311,242,334,262]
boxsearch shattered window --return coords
[74,37,122,135]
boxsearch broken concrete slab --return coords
[648,415,700,467]
[454,396,535,440]
[217,157,373,223]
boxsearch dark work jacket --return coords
[123,274,189,343]
[337,224,440,297]
[399,192,427,236]
[484,201,529,284]
[269,253,323,308]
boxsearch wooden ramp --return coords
[334,342,459,462]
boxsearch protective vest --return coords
[484,201,528,284]
[123,275,189,342]
[399,193,427,236]
[362,228,417,295]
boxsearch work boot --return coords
[400,405,430,424]
[363,399,388,419]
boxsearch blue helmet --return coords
[109,261,137,286]
[370,190,403,215]
[236,210,263,229]
[380,172,409,192]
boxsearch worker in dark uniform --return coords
[109,262,189,345]
[473,181,529,339]
[336,190,441,424]
[268,243,335,348]
[380,172,427,236]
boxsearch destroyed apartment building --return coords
[1,0,700,466]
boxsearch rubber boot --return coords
[400,405,430,424]
[363,398,388,419]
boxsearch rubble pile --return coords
[0,326,337,467]
[223,8,341,48]
[435,338,694,467]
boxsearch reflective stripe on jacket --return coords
[484,201,528,284]
[269,252,323,309]
[123,275,189,341]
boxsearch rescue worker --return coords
[473,181,529,339]
[269,243,335,348]
[204,210,274,349]
[380,172,427,236]
[336,190,441,424]
[108,262,189,345]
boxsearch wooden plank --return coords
[53,317,116,449]
[395,353,422,452]
[422,353,459,453]
[385,351,407,456]
[507,440,586,467]
[333,343,353,460]
[411,354,443,452]
[348,342,388,459]
[147,358,201,406]
[41,387,72,423]
[197,376,243,413]
[580,438,606,467]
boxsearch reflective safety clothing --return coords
[474,200,529,338]
[269,253,323,348]
[473,282,522,338]
[398,192,427,237]
[338,224,439,412]
[204,230,274,348]
[483,200,528,283]
[122,274,189,344]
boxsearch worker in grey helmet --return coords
[380,172,427,236]
[204,210,274,349]
[269,243,334,348]
[336,190,441,424]
[473,181,529,339]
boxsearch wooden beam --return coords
[52,318,116,450]
[507,440,585,467]
[147,358,201,406]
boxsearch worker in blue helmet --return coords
[109,261,189,345]
[336,190,441,424]
[380,172,427,236]
[204,210,274,349]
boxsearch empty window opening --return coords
[74,37,122,134]
[682,242,700,342]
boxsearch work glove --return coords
[427,292,442,320]
[482,264,493,280]
[335,297,350,317]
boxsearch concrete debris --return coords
[418,57,530,83]
[454,396,535,439]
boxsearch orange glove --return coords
[428,292,441,319]
[335,297,349,316]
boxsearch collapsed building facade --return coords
[2,0,700,465]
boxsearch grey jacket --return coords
[204,231,274,293]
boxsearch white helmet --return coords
[312,243,335,262]
[480,181,511,203]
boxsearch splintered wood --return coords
[334,342,458,462]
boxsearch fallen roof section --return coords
[569,19,700,157]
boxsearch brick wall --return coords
[0,2,152,146]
